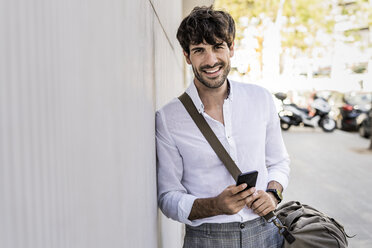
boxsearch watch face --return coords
[277,190,283,200]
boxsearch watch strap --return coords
[266,189,282,203]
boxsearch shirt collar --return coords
[226,79,233,101]
[185,80,205,113]
[185,79,233,114]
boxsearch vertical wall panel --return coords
[0,0,183,247]
[152,0,184,246]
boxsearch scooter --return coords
[274,92,336,132]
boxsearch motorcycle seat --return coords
[289,104,309,114]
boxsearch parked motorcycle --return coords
[358,109,371,138]
[274,92,336,132]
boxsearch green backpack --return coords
[275,201,353,248]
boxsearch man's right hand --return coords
[188,184,256,220]
[214,184,256,215]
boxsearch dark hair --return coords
[176,6,235,55]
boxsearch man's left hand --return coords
[247,190,277,217]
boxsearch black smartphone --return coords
[236,170,258,192]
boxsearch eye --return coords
[193,49,203,54]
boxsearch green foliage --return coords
[214,0,370,53]
[214,0,281,41]
[215,0,281,20]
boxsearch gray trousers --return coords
[183,217,284,248]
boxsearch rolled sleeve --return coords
[178,194,197,225]
[265,93,290,190]
[156,110,196,223]
[266,158,290,190]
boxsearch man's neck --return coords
[194,79,228,110]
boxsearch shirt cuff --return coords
[267,172,289,191]
[178,194,197,225]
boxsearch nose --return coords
[204,50,218,67]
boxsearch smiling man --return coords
[156,6,290,248]
[188,41,230,88]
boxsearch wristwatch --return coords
[266,189,283,204]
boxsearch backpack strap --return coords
[178,92,295,244]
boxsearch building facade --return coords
[0,0,212,247]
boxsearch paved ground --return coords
[282,126,372,248]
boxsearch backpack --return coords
[275,201,353,248]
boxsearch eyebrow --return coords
[190,42,225,52]
[190,47,204,52]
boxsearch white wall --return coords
[153,1,185,247]
[0,0,184,247]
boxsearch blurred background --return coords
[213,1,372,247]
[215,0,372,138]
[0,0,371,248]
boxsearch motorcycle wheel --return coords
[358,122,370,138]
[280,120,291,131]
[320,117,336,132]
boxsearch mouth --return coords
[202,66,223,78]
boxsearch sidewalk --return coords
[282,127,372,248]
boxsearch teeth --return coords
[205,68,220,73]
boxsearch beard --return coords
[192,60,231,89]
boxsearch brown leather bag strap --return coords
[178,92,242,181]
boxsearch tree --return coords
[214,0,335,54]
[214,0,371,77]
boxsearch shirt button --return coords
[240,223,245,229]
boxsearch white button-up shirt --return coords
[156,80,290,226]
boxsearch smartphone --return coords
[236,170,258,192]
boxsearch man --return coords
[156,6,290,248]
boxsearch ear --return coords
[183,50,192,65]
[229,42,235,57]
